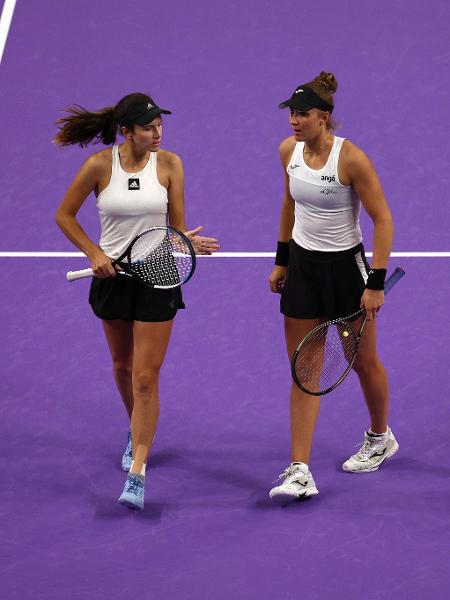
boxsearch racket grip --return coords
[66,268,94,281]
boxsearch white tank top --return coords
[287,136,362,251]
[96,145,168,259]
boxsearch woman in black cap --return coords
[268,72,398,504]
[55,92,220,509]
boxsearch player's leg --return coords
[129,319,174,475]
[352,318,388,434]
[102,319,134,419]
[118,284,182,509]
[284,316,324,465]
[101,319,134,470]
[269,316,323,504]
[118,319,173,510]
[342,318,398,472]
[270,240,327,503]
[90,275,135,419]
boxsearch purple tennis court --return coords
[1,1,449,598]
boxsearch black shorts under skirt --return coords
[89,274,185,322]
[280,240,370,320]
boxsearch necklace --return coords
[303,137,333,155]
[304,143,332,155]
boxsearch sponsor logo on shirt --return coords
[321,175,335,182]
[289,164,301,170]
[320,188,336,195]
[128,178,140,190]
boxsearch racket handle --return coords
[66,268,94,281]
[384,267,405,294]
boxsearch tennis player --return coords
[55,93,220,509]
[269,72,398,504]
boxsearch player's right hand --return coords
[269,266,287,294]
[88,249,117,278]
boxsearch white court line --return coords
[0,0,17,65]
[0,252,449,258]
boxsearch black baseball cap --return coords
[118,100,171,126]
[279,85,334,113]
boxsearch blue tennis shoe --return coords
[121,431,132,472]
[118,473,145,510]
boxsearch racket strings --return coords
[129,230,193,287]
[294,322,357,393]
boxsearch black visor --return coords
[118,100,171,126]
[279,86,334,113]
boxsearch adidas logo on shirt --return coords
[128,178,140,190]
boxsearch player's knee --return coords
[113,360,132,381]
[133,368,160,395]
[352,356,380,377]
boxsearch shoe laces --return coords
[354,435,383,459]
[127,475,143,495]
[274,464,307,484]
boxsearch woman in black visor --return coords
[268,72,397,504]
[54,93,220,509]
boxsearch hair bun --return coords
[315,71,338,95]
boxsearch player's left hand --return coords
[360,289,384,321]
[185,226,221,255]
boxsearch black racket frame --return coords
[291,267,405,396]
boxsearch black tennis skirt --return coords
[89,274,185,322]
[280,240,370,320]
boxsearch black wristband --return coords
[366,268,387,291]
[275,241,290,266]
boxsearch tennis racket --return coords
[66,226,196,289]
[291,267,405,396]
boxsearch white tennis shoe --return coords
[342,427,399,473]
[269,463,319,505]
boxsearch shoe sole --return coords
[118,497,144,510]
[342,440,399,473]
[270,488,319,505]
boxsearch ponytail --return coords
[54,92,158,147]
[53,105,118,147]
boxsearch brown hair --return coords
[304,71,338,130]
[53,92,152,147]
